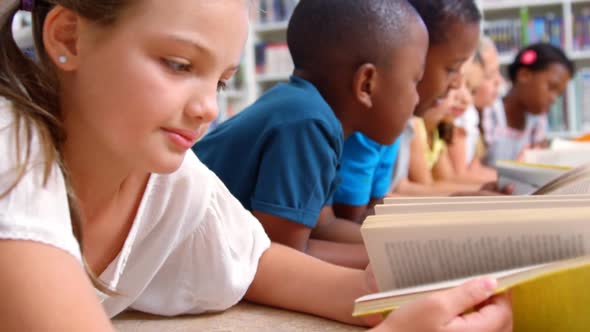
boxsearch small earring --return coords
[58,55,68,64]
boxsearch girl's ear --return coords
[353,63,378,109]
[42,5,82,71]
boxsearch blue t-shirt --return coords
[194,76,343,228]
[334,133,401,206]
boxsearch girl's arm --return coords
[246,244,513,331]
[435,147,498,186]
[431,147,457,182]
[408,129,433,185]
[433,148,489,188]
[244,243,372,326]
[0,240,114,332]
[468,158,497,181]
[447,127,469,174]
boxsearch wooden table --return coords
[114,302,365,332]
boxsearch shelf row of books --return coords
[484,13,563,54]
[255,42,294,78]
[573,8,590,51]
[484,7,590,53]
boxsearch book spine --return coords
[520,7,530,46]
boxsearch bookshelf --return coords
[247,0,299,99]
[480,0,590,137]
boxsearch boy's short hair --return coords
[287,0,422,71]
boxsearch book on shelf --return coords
[484,11,563,56]
[573,7,590,51]
[496,160,590,195]
[255,43,293,78]
[354,196,590,331]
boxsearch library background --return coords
[12,0,590,138]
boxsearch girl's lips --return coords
[162,128,199,150]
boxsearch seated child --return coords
[333,0,484,216]
[482,43,574,166]
[194,0,429,268]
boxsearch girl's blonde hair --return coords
[0,0,132,292]
[462,45,486,93]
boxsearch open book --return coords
[522,138,590,167]
[355,196,590,331]
[496,160,590,195]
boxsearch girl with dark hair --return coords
[482,43,574,165]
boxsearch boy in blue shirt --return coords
[332,134,402,223]
[195,0,428,269]
[334,0,488,221]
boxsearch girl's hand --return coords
[370,278,513,332]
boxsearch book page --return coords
[524,149,590,167]
[496,160,569,188]
[533,164,590,195]
[363,209,590,291]
[374,198,590,215]
[546,180,590,195]
[381,194,590,206]
[355,264,544,304]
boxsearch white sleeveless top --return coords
[0,98,271,317]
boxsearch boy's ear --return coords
[42,5,81,71]
[353,64,378,109]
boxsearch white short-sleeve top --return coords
[0,98,271,318]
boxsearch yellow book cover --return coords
[354,256,590,331]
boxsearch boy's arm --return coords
[312,205,371,241]
[332,198,382,224]
[253,210,369,269]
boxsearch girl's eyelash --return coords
[161,58,229,92]
[217,81,228,92]
[162,58,192,72]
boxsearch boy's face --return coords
[360,19,428,145]
[414,22,481,116]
